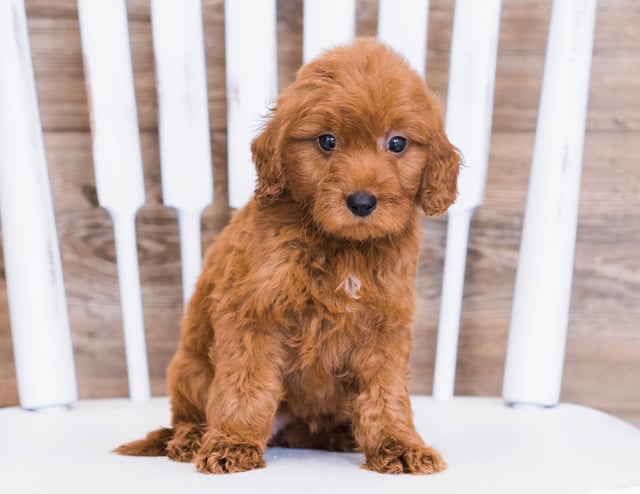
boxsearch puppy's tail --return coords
[114,427,173,456]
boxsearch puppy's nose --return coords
[346,191,377,217]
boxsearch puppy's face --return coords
[252,38,459,241]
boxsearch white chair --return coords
[0,0,638,493]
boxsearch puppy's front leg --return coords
[352,340,446,475]
[195,326,285,474]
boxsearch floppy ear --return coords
[418,124,460,216]
[251,110,287,207]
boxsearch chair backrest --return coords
[0,0,596,410]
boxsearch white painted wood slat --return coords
[225,0,278,209]
[0,0,77,410]
[77,0,150,403]
[377,0,430,78]
[303,0,356,63]
[433,0,502,400]
[151,0,213,304]
[503,0,598,407]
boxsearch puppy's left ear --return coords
[251,110,287,207]
[418,124,460,216]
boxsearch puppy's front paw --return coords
[195,436,265,474]
[364,440,446,475]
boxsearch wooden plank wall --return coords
[0,0,638,426]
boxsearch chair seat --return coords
[1,396,638,493]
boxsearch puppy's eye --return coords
[317,134,337,152]
[387,136,407,153]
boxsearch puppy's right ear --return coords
[251,111,287,207]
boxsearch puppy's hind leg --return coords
[166,422,203,463]
[164,353,211,463]
[113,368,206,460]
[113,392,204,461]
[114,409,203,462]
[165,391,206,463]
[117,351,211,461]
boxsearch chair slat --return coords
[303,0,356,64]
[0,0,77,409]
[151,0,213,303]
[432,0,502,400]
[225,0,278,209]
[77,0,150,403]
[377,0,430,78]
[503,0,597,407]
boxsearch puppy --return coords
[117,38,459,475]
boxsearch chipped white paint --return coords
[77,0,150,403]
[0,0,77,410]
[503,0,597,407]
[337,275,362,300]
[225,0,278,209]
[377,0,429,78]
[303,0,356,63]
[151,0,213,303]
[433,0,502,400]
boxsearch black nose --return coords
[346,191,377,217]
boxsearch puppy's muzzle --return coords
[346,191,377,217]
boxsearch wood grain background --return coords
[1,0,638,426]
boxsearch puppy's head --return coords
[252,38,459,240]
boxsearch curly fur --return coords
[116,38,459,475]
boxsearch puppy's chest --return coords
[272,248,412,403]
[297,249,390,314]
[282,247,412,359]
